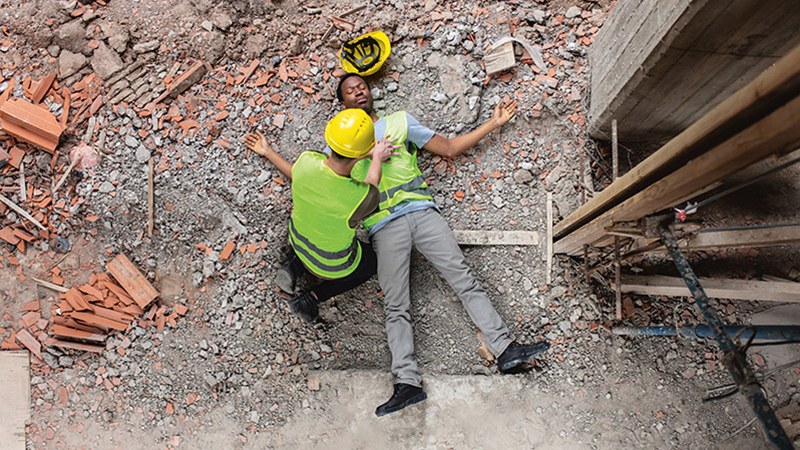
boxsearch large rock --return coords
[91,42,125,80]
[58,50,87,78]
[55,20,89,55]
[99,21,130,53]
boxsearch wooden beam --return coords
[556,43,800,240]
[683,225,800,250]
[618,274,800,303]
[0,351,29,450]
[555,93,800,255]
[453,230,539,246]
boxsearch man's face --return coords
[340,76,373,113]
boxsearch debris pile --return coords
[2,253,188,361]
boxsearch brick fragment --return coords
[15,328,43,360]
[44,337,104,353]
[106,254,159,308]
[219,241,236,262]
[0,98,63,152]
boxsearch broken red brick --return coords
[174,304,189,316]
[44,337,104,353]
[31,73,57,104]
[106,254,159,309]
[15,328,43,360]
[219,241,236,262]
[0,98,63,153]
[71,311,128,332]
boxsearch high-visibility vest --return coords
[289,151,369,279]
[351,111,433,230]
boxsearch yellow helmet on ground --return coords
[339,31,391,76]
[325,109,375,158]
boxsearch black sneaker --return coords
[497,341,550,373]
[375,383,427,417]
[275,263,296,294]
[288,292,318,323]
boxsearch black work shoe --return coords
[288,292,318,323]
[375,383,427,417]
[275,264,296,294]
[497,341,550,373]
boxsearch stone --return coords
[99,181,115,193]
[386,82,398,92]
[211,11,233,31]
[135,145,151,163]
[133,40,160,54]
[125,135,139,148]
[47,45,61,57]
[201,20,214,32]
[100,21,129,53]
[55,20,88,55]
[565,6,581,19]
[91,42,124,80]
[532,9,547,23]
[58,50,87,78]
[513,169,534,184]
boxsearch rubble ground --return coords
[0,0,793,448]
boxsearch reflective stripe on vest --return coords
[351,111,433,230]
[289,151,368,279]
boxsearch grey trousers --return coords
[371,208,513,387]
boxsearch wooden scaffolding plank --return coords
[0,351,29,450]
[644,224,800,253]
[555,43,800,240]
[555,93,800,255]
[618,275,800,303]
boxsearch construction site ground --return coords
[0,0,797,449]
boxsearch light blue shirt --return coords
[367,113,438,236]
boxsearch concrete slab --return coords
[264,370,586,449]
[751,304,800,369]
[0,351,30,450]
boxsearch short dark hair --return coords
[329,148,355,161]
[336,73,368,102]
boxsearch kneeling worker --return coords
[244,109,394,323]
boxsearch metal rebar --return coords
[660,225,793,449]
[613,324,800,342]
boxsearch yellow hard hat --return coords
[325,109,375,158]
[339,30,391,76]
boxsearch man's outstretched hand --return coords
[491,99,518,129]
[244,131,274,157]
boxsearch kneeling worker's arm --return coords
[243,131,294,180]
[362,137,395,187]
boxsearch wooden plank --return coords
[452,230,539,246]
[106,254,159,309]
[618,275,800,303]
[558,43,800,240]
[30,276,68,293]
[555,93,800,255]
[0,351,29,450]
[639,225,800,253]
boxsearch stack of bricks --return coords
[0,73,64,153]
[1,254,188,357]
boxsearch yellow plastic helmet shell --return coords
[324,108,376,158]
[339,30,391,76]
